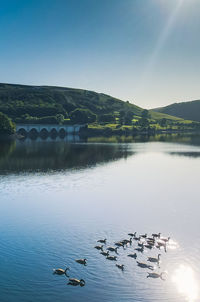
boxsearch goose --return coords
[115,242,124,247]
[133,236,141,241]
[127,253,137,259]
[53,267,70,275]
[147,240,155,246]
[100,251,109,256]
[68,278,86,286]
[116,264,124,270]
[140,233,147,238]
[147,254,161,263]
[97,239,107,244]
[157,241,166,248]
[107,246,118,253]
[147,237,155,242]
[106,255,117,261]
[136,261,154,270]
[94,245,103,251]
[160,236,170,243]
[152,233,161,238]
[128,232,136,237]
[138,242,144,248]
[75,259,87,265]
[147,272,165,280]
[135,247,144,253]
[144,244,153,250]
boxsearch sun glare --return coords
[172,265,199,302]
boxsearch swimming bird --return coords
[53,267,70,276]
[140,233,147,238]
[127,253,137,259]
[68,278,85,286]
[128,232,136,237]
[75,259,87,265]
[147,254,161,264]
[144,244,153,250]
[107,246,118,253]
[100,251,109,256]
[94,245,103,251]
[136,261,154,270]
[147,272,165,280]
[116,264,124,270]
[135,247,144,253]
[152,233,161,238]
[133,236,141,241]
[160,236,170,243]
[97,239,107,244]
[115,242,124,248]
[106,255,117,261]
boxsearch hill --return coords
[0,83,181,123]
[152,100,200,122]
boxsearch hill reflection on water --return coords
[0,133,200,174]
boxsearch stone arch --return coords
[40,128,49,138]
[18,128,27,136]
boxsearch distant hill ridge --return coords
[152,100,200,122]
[0,83,183,122]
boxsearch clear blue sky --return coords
[0,0,199,108]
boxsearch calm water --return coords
[0,134,200,302]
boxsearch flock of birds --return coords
[53,231,170,286]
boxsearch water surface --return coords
[0,134,200,302]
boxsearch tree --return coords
[141,109,149,119]
[98,114,115,123]
[69,109,96,124]
[124,111,133,125]
[0,112,15,135]
[159,118,167,127]
[55,114,64,124]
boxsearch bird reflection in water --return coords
[172,264,199,302]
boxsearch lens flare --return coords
[172,264,199,302]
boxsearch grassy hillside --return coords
[0,83,181,123]
[152,100,200,122]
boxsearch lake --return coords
[0,134,200,302]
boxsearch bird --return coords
[140,233,147,238]
[75,259,87,265]
[127,253,137,259]
[106,255,117,261]
[135,247,144,253]
[97,239,107,244]
[116,264,124,270]
[160,236,170,243]
[133,236,141,241]
[147,254,161,264]
[128,232,136,237]
[107,246,118,253]
[144,244,153,250]
[138,242,144,247]
[115,242,124,247]
[136,261,154,270]
[152,233,161,238]
[94,245,103,251]
[53,267,70,276]
[100,251,109,256]
[147,272,165,280]
[68,278,86,286]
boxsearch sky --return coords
[0,0,200,108]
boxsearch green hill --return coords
[0,83,181,123]
[152,100,200,122]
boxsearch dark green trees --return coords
[0,112,15,135]
[69,109,97,124]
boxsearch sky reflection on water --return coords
[0,135,200,302]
